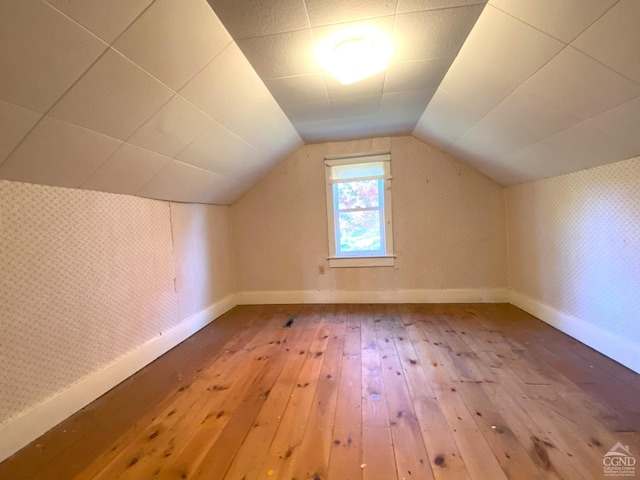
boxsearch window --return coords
[325,153,394,267]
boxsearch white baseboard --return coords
[6,288,635,464]
[236,288,510,305]
[0,294,237,463]
[509,291,640,374]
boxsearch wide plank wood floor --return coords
[2,303,639,479]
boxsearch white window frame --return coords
[325,153,395,268]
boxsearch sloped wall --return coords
[506,156,640,372]
[231,136,508,300]
[0,179,234,433]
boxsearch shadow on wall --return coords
[171,202,235,318]
[506,156,640,347]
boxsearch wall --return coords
[231,136,508,302]
[506,156,640,373]
[0,179,235,459]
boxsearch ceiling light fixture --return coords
[314,26,393,85]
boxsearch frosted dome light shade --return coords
[315,26,393,85]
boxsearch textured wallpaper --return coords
[0,179,233,425]
[506,156,640,345]
[231,136,508,292]
[171,202,235,318]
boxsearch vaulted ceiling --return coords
[0,0,638,204]
[209,0,486,142]
[0,0,302,204]
[415,0,640,184]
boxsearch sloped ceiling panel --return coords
[0,0,302,205]
[2,0,639,201]
[208,0,488,143]
[414,0,640,185]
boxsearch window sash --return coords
[328,175,390,184]
[336,206,380,213]
[329,161,385,181]
[334,179,385,257]
[335,211,386,257]
[325,153,394,266]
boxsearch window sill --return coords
[328,255,395,268]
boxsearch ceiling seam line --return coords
[104,0,159,48]
[449,46,640,160]
[0,114,45,170]
[37,0,162,129]
[565,0,621,45]
[443,43,571,151]
[444,21,640,155]
[120,92,179,147]
[302,0,330,129]
[66,40,237,170]
[40,0,112,46]
[493,93,640,162]
[133,158,241,200]
[39,46,178,153]
[37,45,109,119]
[446,79,583,155]
[0,40,120,169]
[78,141,127,190]
[567,46,640,88]
[170,39,236,96]
[487,4,570,45]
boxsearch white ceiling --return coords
[0,0,302,205]
[0,0,639,204]
[210,0,487,143]
[414,0,640,184]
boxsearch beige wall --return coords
[3,134,638,443]
[2,135,638,431]
[231,136,508,293]
[0,179,234,425]
[506,156,640,346]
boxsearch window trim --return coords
[325,153,395,268]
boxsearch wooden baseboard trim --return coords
[0,294,237,463]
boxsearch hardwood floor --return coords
[1,303,639,479]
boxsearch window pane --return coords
[331,161,384,180]
[338,210,382,253]
[336,180,380,209]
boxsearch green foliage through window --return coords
[334,179,384,255]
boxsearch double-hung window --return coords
[325,153,394,267]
